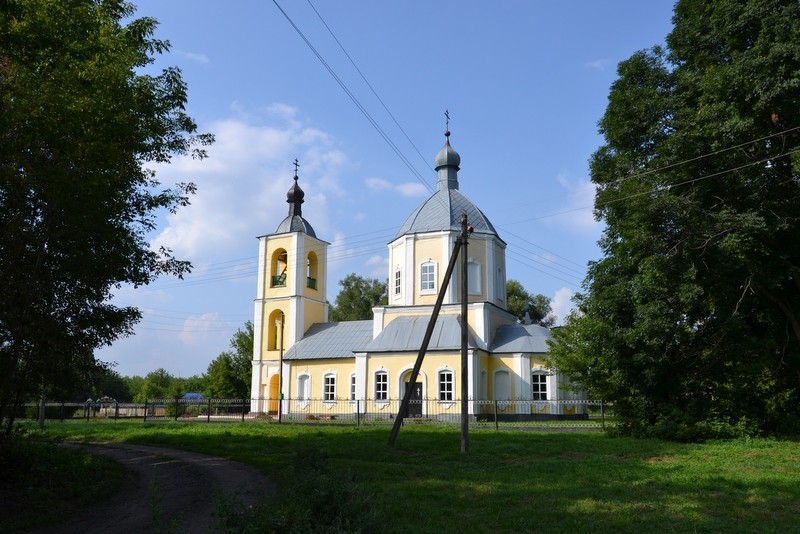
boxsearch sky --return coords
[98,0,677,378]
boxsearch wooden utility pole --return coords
[388,214,471,450]
[460,214,470,453]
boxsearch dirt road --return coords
[34,443,276,533]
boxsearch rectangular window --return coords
[375,372,388,401]
[420,262,436,292]
[532,374,547,401]
[324,374,335,401]
[439,370,454,401]
[350,374,356,401]
[394,269,401,296]
[467,261,481,294]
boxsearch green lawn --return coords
[11,420,800,533]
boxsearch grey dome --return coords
[394,188,498,239]
[276,215,317,237]
[434,137,460,170]
[394,133,500,241]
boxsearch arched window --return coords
[297,374,310,401]
[271,249,288,287]
[532,372,548,400]
[420,261,437,294]
[494,370,511,401]
[394,266,401,297]
[267,310,285,351]
[307,251,318,289]
[438,369,454,401]
[374,371,388,401]
[323,373,336,401]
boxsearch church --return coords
[249,130,586,420]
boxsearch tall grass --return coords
[16,421,800,533]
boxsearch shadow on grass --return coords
[21,421,800,533]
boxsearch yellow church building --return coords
[250,131,586,421]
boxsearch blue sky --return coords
[99,0,676,378]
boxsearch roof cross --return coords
[293,158,300,176]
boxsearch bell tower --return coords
[250,162,328,412]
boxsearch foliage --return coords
[506,279,555,327]
[0,0,213,434]
[205,321,253,398]
[549,0,800,440]
[16,421,800,533]
[1,427,126,532]
[328,273,388,321]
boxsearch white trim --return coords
[420,260,437,294]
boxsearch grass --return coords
[10,420,800,533]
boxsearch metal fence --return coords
[16,397,613,430]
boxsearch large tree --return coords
[329,274,388,322]
[0,0,212,432]
[549,0,800,440]
[506,280,555,327]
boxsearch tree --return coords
[549,0,800,440]
[505,280,555,327]
[0,0,212,432]
[205,322,253,398]
[329,274,388,321]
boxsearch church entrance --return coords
[404,382,423,418]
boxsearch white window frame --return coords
[438,369,454,402]
[420,261,437,294]
[532,372,548,401]
[297,374,310,409]
[323,373,336,402]
[394,267,401,296]
[374,371,388,401]
[467,260,481,295]
[349,373,357,401]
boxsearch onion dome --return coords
[275,170,317,237]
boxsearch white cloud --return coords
[148,108,347,263]
[550,172,602,235]
[365,254,389,279]
[366,177,428,198]
[584,59,609,71]
[177,50,210,64]
[551,287,575,326]
[179,313,222,345]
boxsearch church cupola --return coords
[275,160,317,237]
[434,130,461,191]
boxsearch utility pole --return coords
[460,213,470,453]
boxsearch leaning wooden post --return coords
[388,235,464,447]
[460,213,470,453]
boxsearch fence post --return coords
[241,398,246,421]
[356,399,360,428]
[143,399,148,422]
[600,400,605,430]
[207,398,211,423]
[494,400,499,431]
[60,401,65,422]
[114,402,119,421]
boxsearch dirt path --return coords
[35,443,276,534]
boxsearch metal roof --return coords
[394,188,499,240]
[363,314,478,352]
[490,323,553,353]
[274,215,317,238]
[283,320,372,360]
